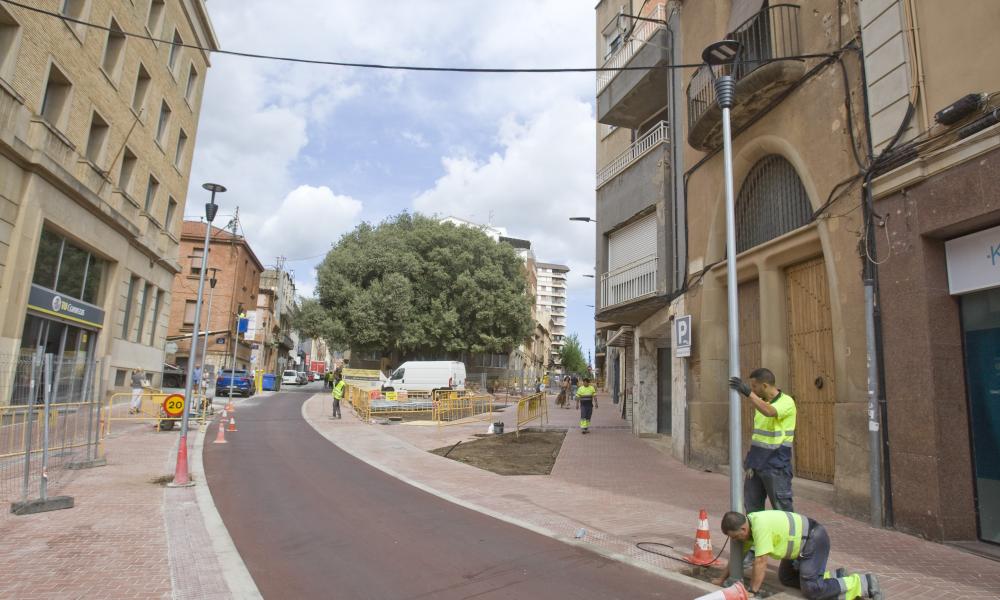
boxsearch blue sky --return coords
[185,1,599,362]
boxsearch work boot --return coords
[865,574,882,600]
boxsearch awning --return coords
[727,0,766,32]
[606,326,635,348]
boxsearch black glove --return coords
[729,376,751,398]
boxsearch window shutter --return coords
[608,214,657,272]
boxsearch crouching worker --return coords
[714,510,882,600]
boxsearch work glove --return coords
[729,376,751,397]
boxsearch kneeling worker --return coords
[714,510,882,600]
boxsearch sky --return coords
[185,1,599,362]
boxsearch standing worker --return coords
[714,510,882,600]
[575,377,597,434]
[330,371,345,420]
[129,369,146,414]
[729,368,797,513]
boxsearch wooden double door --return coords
[737,257,836,483]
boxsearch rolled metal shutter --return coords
[608,214,657,271]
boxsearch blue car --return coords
[216,369,254,397]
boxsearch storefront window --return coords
[83,255,103,304]
[32,229,62,289]
[31,228,106,306]
[56,240,88,298]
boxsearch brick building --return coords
[0,0,217,401]
[165,220,263,376]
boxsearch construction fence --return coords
[0,353,104,512]
[102,388,210,434]
[515,392,548,437]
[344,386,496,426]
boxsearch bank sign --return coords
[945,224,1000,295]
[27,284,105,329]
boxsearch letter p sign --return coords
[675,315,692,358]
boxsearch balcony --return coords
[687,4,804,151]
[597,120,669,188]
[596,4,670,129]
[597,254,670,325]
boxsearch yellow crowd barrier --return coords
[432,390,494,426]
[344,385,496,425]
[104,389,209,434]
[515,392,548,437]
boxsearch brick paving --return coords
[0,402,251,600]
[306,391,1000,600]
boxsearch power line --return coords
[2,0,834,75]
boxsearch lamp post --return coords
[702,39,744,583]
[197,267,220,409]
[172,182,225,487]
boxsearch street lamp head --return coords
[702,40,742,66]
[202,182,227,193]
[202,182,226,222]
[569,217,596,223]
[582,274,595,278]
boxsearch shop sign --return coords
[946,224,1000,294]
[27,284,105,329]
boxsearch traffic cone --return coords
[685,509,722,566]
[693,581,749,600]
[213,416,227,444]
[227,414,237,432]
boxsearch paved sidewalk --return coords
[305,391,1000,600]
[0,398,259,600]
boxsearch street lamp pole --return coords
[703,39,743,583]
[197,268,219,406]
[172,182,225,487]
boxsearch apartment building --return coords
[0,0,217,401]
[596,0,877,519]
[534,262,569,367]
[259,267,297,374]
[165,220,262,375]
[859,0,1000,543]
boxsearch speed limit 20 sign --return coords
[162,394,185,417]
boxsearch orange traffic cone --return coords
[213,415,227,444]
[693,581,749,600]
[685,509,722,566]
[227,414,237,432]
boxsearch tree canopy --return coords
[291,298,334,342]
[559,334,589,376]
[314,213,533,357]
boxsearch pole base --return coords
[166,480,196,488]
[11,496,74,515]
[67,457,108,470]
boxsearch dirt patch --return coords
[149,474,195,486]
[430,429,566,475]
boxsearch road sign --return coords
[675,315,692,358]
[162,394,185,417]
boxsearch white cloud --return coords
[254,185,363,266]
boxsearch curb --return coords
[191,412,263,599]
[299,394,721,595]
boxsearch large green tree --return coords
[315,213,533,357]
[291,298,334,341]
[559,334,589,376]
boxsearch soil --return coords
[430,428,566,476]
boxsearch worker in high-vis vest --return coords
[575,377,597,434]
[729,367,797,513]
[715,510,882,600]
[330,372,345,420]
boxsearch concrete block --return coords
[10,495,74,515]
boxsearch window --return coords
[118,147,136,195]
[144,174,159,213]
[122,276,139,338]
[183,299,197,325]
[41,63,71,128]
[82,252,104,304]
[131,64,150,114]
[0,5,21,81]
[147,288,161,345]
[190,247,203,273]
[135,283,152,342]
[185,64,198,102]
[85,111,108,164]
[156,100,171,144]
[165,197,177,232]
[31,229,62,289]
[174,129,187,166]
[31,229,106,305]
[114,369,127,387]
[146,0,164,36]
[167,30,182,71]
[735,155,812,253]
[101,17,125,80]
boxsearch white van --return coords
[281,370,299,386]
[383,361,466,393]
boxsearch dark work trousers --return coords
[579,398,594,422]
[745,466,794,513]
[332,397,341,418]
[778,523,844,600]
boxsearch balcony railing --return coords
[597,3,666,94]
[687,4,801,132]
[596,120,669,188]
[601,255,658,309]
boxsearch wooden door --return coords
[785,257,836,483]
[738,280,761,455]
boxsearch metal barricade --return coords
[515,392,548,437]
[104,388,209,433]
[0,353,104,511]
[432,390,495,426]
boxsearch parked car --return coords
[296,371,308,385]
[216,369,255,397]
[307,371,317,382]
[282,369,299,386]
[382,361,466,393]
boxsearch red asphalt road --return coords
[204,387,706,599]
